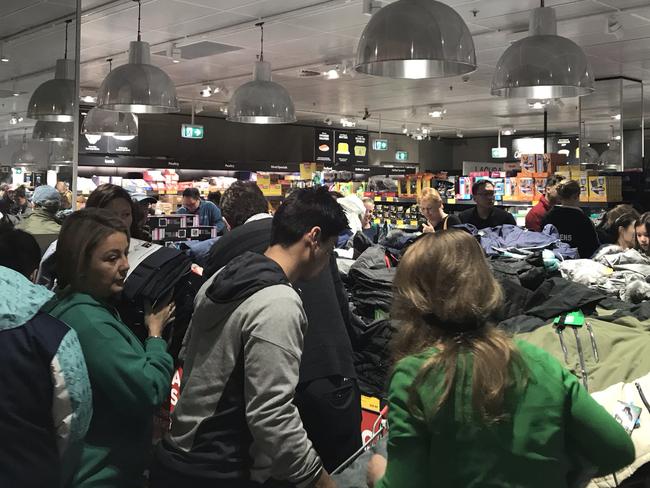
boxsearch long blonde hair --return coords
[392,230,526,423]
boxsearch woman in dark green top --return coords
[369,230,635,488]
[46,209,175,487]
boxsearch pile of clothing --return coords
[478,224,579,259]
[345,246,397,397]
[560,245,650,303]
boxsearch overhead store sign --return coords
[372,139,388,151]
[181,124,204,139]
[491,147,507,158]
[395,150,408,161]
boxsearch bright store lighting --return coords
[501,126,515,136]
[81,95,97,103]
[324,68,340,80]
[428,105,446,118]
[200,86,212,97]
[456,129,463,138]
[341,118,356,128]
[401,124,408,134]
[612,113,621,120]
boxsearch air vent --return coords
[154,41,242,60]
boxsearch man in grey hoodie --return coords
[151,187,349,488]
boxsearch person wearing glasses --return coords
[458,180,516,230]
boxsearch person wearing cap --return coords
[16,185,62,236]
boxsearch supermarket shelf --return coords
[373,196,418,204]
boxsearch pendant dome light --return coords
[355,0,476,79]
[227,22,296,124]
[33,120,74,142]
[491,2,594,99]
[12,129,35,166]
[84,59,140,137]
[27,20,75,122]
[96,0,179,113]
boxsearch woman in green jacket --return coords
[46,208,175,487]
[369,230,635,488]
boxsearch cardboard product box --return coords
[504,177,517,201]
[578,173,589,202]
[516,177,536,201]
[534,177,548,199]
[520,155,536,175]
[588,176,622,202]
[457,176,473,200]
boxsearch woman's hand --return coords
[422,222,435,234]
[144,297,176,338]
[367,454,387,487]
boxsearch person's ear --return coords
[306,226,322,249]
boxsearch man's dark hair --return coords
[86,183,132,209]
[472,180,494,196]
[0,226,42,278]
[220,182,268,229]
[207,191,222,206]
[556,180,581,201]
[270,186,349,247]
[182,188,200,200]
[14,186,27,200]
[546,175,565,189]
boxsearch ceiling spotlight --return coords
[456,129,463,138]
[81,95,97,103]
[421,125,431,135]
[0,43,8,63]
[401,124,408,134]
[324,67,340,80]
[12,91,20,97]
[612,113,621,120]
[428,105,446,118]
[323,117,332,126]
[501,125,515,136]
[613,134,621,141]
[200,86,212,97]
[171,44,182,63]
[9,113,19,125]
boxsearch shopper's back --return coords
[388,341,634,488]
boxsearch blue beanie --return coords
[33,185,61,207]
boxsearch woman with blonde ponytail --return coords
[369,230,634,488]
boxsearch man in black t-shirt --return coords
[542,180,600,258]
[458,180,516,230]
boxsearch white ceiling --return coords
[1,0,650,141]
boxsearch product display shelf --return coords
[373,217,419,231]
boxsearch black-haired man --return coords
[458,180,516,230]
[177,187,225,232]
[525,175,564,232]
[152,187,348,488]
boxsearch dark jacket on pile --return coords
[542,206,600,258]
[202,215,360,472]
[152,252,323,487]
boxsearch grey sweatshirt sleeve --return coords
[242,285,323,487]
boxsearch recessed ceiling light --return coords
[501,125,515,136]
[428,105,446,118]
[456,129,463,138]
[0,56,8,63]
[81,95,97,103]
[612,113,621,120]
[324,67,340,80]
[401,124,408,134]
[528,99,550,110]
[200,85,212,97]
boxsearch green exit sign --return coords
[395,150,408,161]
[372,139,388,151]
[181,124,204,139]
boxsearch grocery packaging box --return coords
[457,176,473,200]
[578,173,590,202]
[534,177,548,199]
[588,176,622,202]
[520,155,536,175]
[516,176,536,201]
[504,177,517,201]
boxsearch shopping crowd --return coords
[0,176,644,488]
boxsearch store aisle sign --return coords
[181,124,204,139]
[395,150,408,161]
[491,147,508,158]
[372,139,388,151]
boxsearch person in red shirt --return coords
[525,175,564,232]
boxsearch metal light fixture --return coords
[82,109,138,137]
[428,105,446,118]
[84,59,140,137]
[227,22,296,124]
[27,20,75,121]
[492,3,594,99]
[401,124,408,134]
[501,125,515,136]
[12,130,35,166]
[33,120,74,142]
[9,113,23,125]
[96,0,179,113]
[355,0,476,79]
